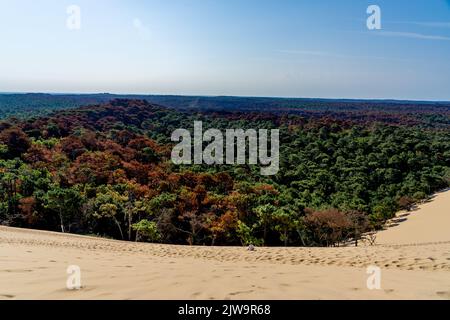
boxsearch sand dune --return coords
[376,189,450,245]
[1,191,449,300]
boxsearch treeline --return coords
[1,94,449,129]
[0,99,449,247]
[0,93,115,120]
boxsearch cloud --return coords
[372,31,450,41]
[390,21,450,28]
[416,22,450,28]
[276,50,330,56]
[275,49,406,61]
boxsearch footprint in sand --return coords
[228,290,255,296]
[2,269,33,273]
[436,291,450,299]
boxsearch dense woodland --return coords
[0,99,449,247]
[2,94,449,129]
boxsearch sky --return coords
[0,0,449,100]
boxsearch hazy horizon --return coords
[2,91,450,103]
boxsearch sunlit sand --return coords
[1,190,449,300]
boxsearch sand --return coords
[376,188,450,245]
[1,190,449,300]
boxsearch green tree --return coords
[236,220,262,246]
[44,186,83,233]
[132,219,161,242]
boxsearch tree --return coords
[18,196,37,225]
[236,220,262,246]
[272,207,299,246]
[371,198,398,222]
[60,136,86,161]
[398,196,415,212]
[254,204,275,245]
[132,219,161,242]
[210,210,237,245]
[304,209,351,247]
[345,210,369,247]
[44,187,83,233]
[0,160,20,219]
[91,188,128,239]
[0,127,31,158]
[0,144,7,158]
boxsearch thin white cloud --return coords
[372,31,450,41]
[276,50,329,56]
[415,21,450,28]
[275,49,410,62]
[390,21,450,28]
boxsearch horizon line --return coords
[0,91,449,104]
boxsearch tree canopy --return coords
[1,99,448,247]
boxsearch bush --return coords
[303,209,351,247]
[236,220,263,246]
[132,219,161,243]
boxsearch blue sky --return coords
[0,0,449,100]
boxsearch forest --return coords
[0,98,449,247]
[2,93,449,128]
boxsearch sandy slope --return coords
[0,191,449,300]
[376,188,450,245]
